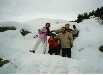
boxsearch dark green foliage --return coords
[20,28,31,36]
[83,13,90,19]
[76,14,83,23]
[0,57,10,67]
[76,6,103,23]
[0,26,16,32]
[99,45,103,52]
[0,58,3,61]
[88,10,95,17]
[76,12,90,23]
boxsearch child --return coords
[48,32,61,55]
[30,23,51,54]
[30,27,47,54]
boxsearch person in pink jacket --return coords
[38,27,47,43]
[30,23,51,54]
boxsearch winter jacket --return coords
[48,37,60,49]
[38,27,47,42]
[57,31,73,48]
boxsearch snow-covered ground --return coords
[0,18,103,74]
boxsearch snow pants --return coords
[62,48,71,58]
[48,48,60,55]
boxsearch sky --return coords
[0,0,103,22]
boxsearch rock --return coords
[20,28,31,36]
[0,57,10,67]
[0,26,16,32]
[99,45,103,52]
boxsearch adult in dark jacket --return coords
[45,23,51,36]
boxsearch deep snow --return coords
[0,18,103,74]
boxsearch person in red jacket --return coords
[48,32,61,55]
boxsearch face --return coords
[60,27,65,32]
[51,34,55,38]
[65,24,70,29]
[46,23,50,28]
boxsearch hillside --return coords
[0,18,103,73]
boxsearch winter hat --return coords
[51,32,56,36]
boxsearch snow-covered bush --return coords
[0,57,10,67]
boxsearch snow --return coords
[0,18,103,74]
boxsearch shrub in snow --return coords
[0,26,16,32]
[96,18,103,25]
[99,45,103,52]
[0,58,3,61]
[76,6,103,23]
[0,57,10,67]
[20,28,31,36]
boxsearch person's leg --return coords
[55,49,58,55]
[42,40,47,54]
[60,49,62,56]
[55,49,60,55]
[62,48,66,57]
[52,49,56,55]
[48,49,53,55]
[67,48,71,58]
[49,49,55,55]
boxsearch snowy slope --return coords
[72,18,103,73]
[0,18,103,74]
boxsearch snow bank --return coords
[72,18,103,73]
[0,18,103,73]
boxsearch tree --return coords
[76,6,103,23]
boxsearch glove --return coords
[33,35,38,38]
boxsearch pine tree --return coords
[76,6,103,23]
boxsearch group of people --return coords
[30,23,79,58]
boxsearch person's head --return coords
[60,27,65,33]
[73,25,76,29]
[51,32,56,38]
[45,23,51,28]
[65,24,70,30]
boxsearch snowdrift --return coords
[0,18,103,74]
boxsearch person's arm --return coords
[48,38,51,43]
[51,29,61,34]
[68,32,73,47]
[56,34,60,40]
